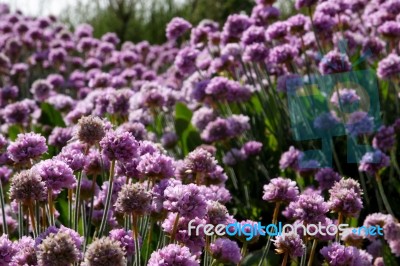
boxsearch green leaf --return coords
[40,103,66,127]
[383,241,399,266]
[7,125,20,140]
[175,102,192,120]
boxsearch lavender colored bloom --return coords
[251,5,280,26]
[84,237,126,266]
[362,37,385,58]
[295,0,318,9]
[206,201,230,225]
[184,147,217,175]
[319,50,352,75]
[136,152,175,179]
[210,238,241,264]
[0,234,16,265]
[100,131,138,162]
[320,242,362,266]
[0,166,11,184]
[115,182,152,215]
[378,21,400,39]
[241,25,266,45]
[201,118,231,143]
[148,244,199,266]
[359,150,390,175]
[2,101,33,126]
[30,79,53,101]
[287,14,309,34]
[279,146,302,170]
[223,148,247,166]
[315,168,341,190]
[191,107,216,131]
[222,14,252,44]
[276,74,302,94]
[269,44,298,64]
[273,231,305,257]
[328,178,363,217]
[163,183,207,219]
[377,53,400,79]
[373,126,396,152]
[313,112,340,131]
[266,21,288,40]
[241,141,263,156]
[10,236,36,266]
[109,229,135,256]
[283,193,329,223]
[48,127,74,148]
[56,143,87,172]
[34,159,76,192]
[174,47,199,75]
[243,43,269,62]
[47,94,75,112]
[10,169,47,204]
[262,177,299,203]
[330,88,360,109]
[345,111,374,137]
[7,133,47,163]
[205,77,251,103]
[166,17,192,41]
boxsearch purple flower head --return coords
[279,146,302,170]
[378,21,400,39]
[48,47,67,65]
[205,77,251,103]
[262,177,299,203]
[319,50,352,75]
[273,231,305,257]
[0,85,18,105]
[328,178,363,217]
[269,44,298,64]
[295,0,318,9]
[47,94,75,112]
[166,17,192,41]
[315,168,341,191]
[287,14,309,34]
[359,149,390,175]
[313,112,340,131]
[241,141,263,156]
[88,72,111,88]
[109,229,135,256]
[7,132,47,163]
[10,169,47,204]
[320,242,362,266]
[100,131,139,162]
[251,5,280,26]
[30,79,54,102]
[191,107,216,131]
[266,21,288,40]
[0,234,16,265]
[48,127,74,148]
[330,88,360,110]
[137,152,175,179]
[2,101,32,126]
[345,111,374,137]
[163,183,207,219]
[222,14,252,44]
[373,126,396,152]
[316,1,340,16]
[377,53,400,79]
[276,74,302,94]
[283,193,329,223]
[243,43,269,62]
[210,238,241,264]
[148,244,199,266]
[201,118,231,143]
[223,148,247,166]
[206,201,230,225]
[101,32,120,45]
[10,236,36,266]
[34,159,76,193]
[56,143,87,172]
[184,147,217,175]
[0,166,12,184]
[241,25,266,45]
[84,237,126,266]
[174,47,199,75]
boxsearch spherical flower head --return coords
[48,127,74,148]
[263,177,299,203]
[109,229,135,256]
[313,112,340,132]
[315,168,341,190]
[251,4,280,26]
[115,182,152,215]
[204,77,251,103]
[269,44,298,64]
[276,74,302,94]
[174,47,199,75]
[320,242,360,266]
[266,21,288,40]
[100,131,139,162]
[223,148,246,166]
[330,88,360,111]
[241,141,263,157]
[56,143,87,172]
[0,166,12,184]
[163,183,207,219]
[199,185,232,203]
[84,237,126,266]
[222,14,252,44]
[34,159,76,192]
[359,149,390,175]
[30,79,53,102]
[377,53,400,79]
[191,107,216,131]
[287,14,309,34]
[10,170,47,204]
[0,234,16,265]
[241,25,266,45]
[161,132,178,149]
[373,126,396,152]
[148,244,199,266]
[7,132,47,163]
[328,178,363,217]
[295,0,318,9]
[166,17,192,41]
[283,193,329,223]
[136,152,175,179]
[243,43,269,62]
[76,115,106,146]
[273,231,304,258]
[210,238,241,264]
[378,21,400,39]
[206,201,230,225]
[319,50,352,75]
[2,101,30,126]
[279,146,302,170]
[37,231,81,266]
[10,236,36,266]
[345,111,374,137]
[184,148,217,174]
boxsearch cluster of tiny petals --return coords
[114,182,152,215]
[262,177,299,203]
[7,132,47,163]
[100,130,139,162]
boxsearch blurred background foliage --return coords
[61,0,294,44]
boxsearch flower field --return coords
[0,0,399,265]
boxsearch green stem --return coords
[307,239,318,266]
[376,174,394,216]
[98,160,115,236]
[0,179,8,235]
